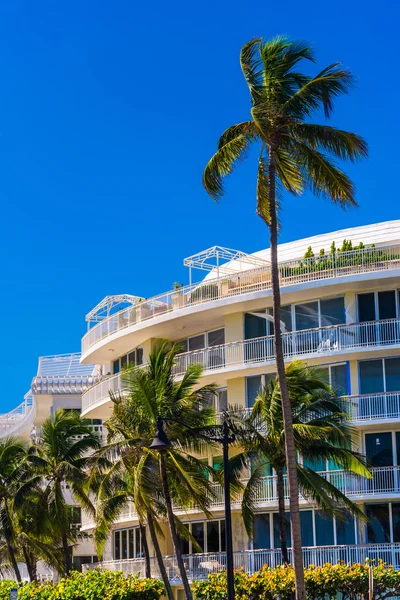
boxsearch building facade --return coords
[79,220,400,586]
[0,353,101,578]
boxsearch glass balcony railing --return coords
[83,542,400,579]
[82,244,400,355]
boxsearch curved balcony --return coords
[84,542,400,578]
[81,373,129,417]
[172,317,400,377]
[81,467,400,530]
[0,394,36,439]
[81,318,400,417]
[81,244,400,360]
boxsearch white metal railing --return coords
[31,374,101,394]
[0,395,36,438]
[80,467,400,530]
[173,317,400,376]
[82,244,400,354]
[84,542,400,579]
[350,391,400,422]
[81,373,130,412]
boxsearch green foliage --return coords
[192,561,400,600]
[190,284,219,303]
[303,246,314,259]
[0,570,164,600]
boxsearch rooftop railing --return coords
[172,317,400,376]
[82,244,400,355]
[84,542,400,579]
[0,395,36,438]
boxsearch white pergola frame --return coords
[183,246,269,284]
[85,295,143,327]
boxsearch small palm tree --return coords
[116,340,218,600]
[27,410,101,575]
[237,361,370,563]
[203,36,368,600]
[0,438,29,581]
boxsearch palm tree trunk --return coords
[147,511,175,600]
[159,453,193,600]
[62,535,71,576]
[22,546,37,582]
[267,146,306,600]
[276,466,289,564]
[139,521,151,578]
[7,542,21,582]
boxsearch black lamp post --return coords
[150,416,236,600]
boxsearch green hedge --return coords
[192,561,400,600]
[0,569,165,600]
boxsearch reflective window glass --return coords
[300,511,314,547]
[121,530,127,559]
[246,376,262,408]
[378,291,397,320]
[254,514,271,549]
[207,521,220,552]
[192,522,205,553]
[366,504,390,543]
[392,503,400,543]
[358,293,376,322]
[385,358,400,392]
[365,432,393,466]
[320,297,345,326]
[189,335,205,351]
[245,313,266,340]
[359,360,384,394]
[315,512,334,546]
[330,364,348,395]
[208,329,225,347]
[295,302,319,330]
[336,515,355,544]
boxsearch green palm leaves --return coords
[203,35,367,213]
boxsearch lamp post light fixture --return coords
[150,415,236,600]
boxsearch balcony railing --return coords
[173,318,400,376]
[0,395,36,438]
[82,244,400,355]
[350,391,400,422]
[84,542,400,579]
[81,373,129,412]
[80,467,400,529]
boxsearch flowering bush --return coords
[0,569,164,600]
[192,561,400,600]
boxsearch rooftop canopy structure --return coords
[85,294,144,328]
[183,246,270,284]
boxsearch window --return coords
[357,291,399,343]
[366,504,391,543]
[246,373,275,408]
[245,307,292,340]
[113,348,143,374]
[254,510,357,549]
[179,520,225,554]
[178,329,225,351]
[216,388,227,412]
[113,527,143,559]
[359,358,400,394]
[294,297,345,330]
[358,291,398,322]
[320,363,348,395]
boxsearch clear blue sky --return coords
[0,0,396,410]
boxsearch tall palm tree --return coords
[117,340,218,600]
[27,410,101,576]
[89,423,176,600]
[203,36,368,600]
[0,438,29,582]
[237,361,370,563]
